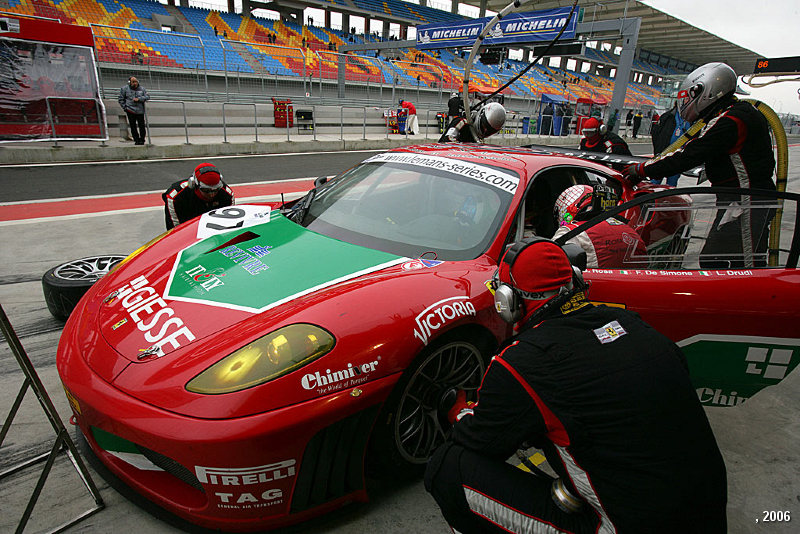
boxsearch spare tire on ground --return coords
[42,255,126,320]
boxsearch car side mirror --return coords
[562,242,587,271]
[314,176,328,188]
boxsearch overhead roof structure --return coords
[465,0,761,74]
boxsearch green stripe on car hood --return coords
[165,211,406,313]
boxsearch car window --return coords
[516,165,616,242]
[302,159,517,261]
[554,187,800,270]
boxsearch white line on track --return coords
[0,192,305,227]
[0,149,384,168]
[0,177,319,206]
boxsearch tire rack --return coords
[0,303,104,533]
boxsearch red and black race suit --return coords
[162,179,235,230]
[644,100,775,191]
[580,131,632,156]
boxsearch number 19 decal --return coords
[196,205,272,240]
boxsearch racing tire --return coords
[367,328,494,478]
[42,255,126,320]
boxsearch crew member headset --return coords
[188,164,223,190]
[492,237,586,324]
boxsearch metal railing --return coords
[340,106,369,140]
[44,96,107,147]
[146,100,190,145]
[222,102,259,143]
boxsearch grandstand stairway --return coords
[164,4,197,34]
[228,41,264,74]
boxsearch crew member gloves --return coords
[622,162,647,185]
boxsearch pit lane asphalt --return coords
[1,145,798,533]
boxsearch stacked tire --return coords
[42,255,126,320]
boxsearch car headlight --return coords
[186,324,335,394]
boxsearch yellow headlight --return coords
[186,324,335,394]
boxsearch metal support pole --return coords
[0,303,105,534]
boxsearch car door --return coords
[558,186,800,406]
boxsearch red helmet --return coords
[554,185,594,226]
[191,163,223,193]
[581,117,604,139]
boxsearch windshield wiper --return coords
[285,176,328,225]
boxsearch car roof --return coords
[387,143,621,183]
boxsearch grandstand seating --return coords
[3,0,662,107]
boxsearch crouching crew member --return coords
[425,238,727,533]
[163,163,234,230]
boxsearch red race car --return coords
[57,144,800,531]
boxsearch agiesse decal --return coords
[112,275,195,353]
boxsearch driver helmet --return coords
[192,163,223,195]
[451,92,459,99]
[677,62,737,122]
[399,99,404,106]
[581,117,604,140]
[475,102,506,139]
[554,185,594,226]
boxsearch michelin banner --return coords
[416,7,577,50]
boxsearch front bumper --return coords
[59,332,396,532]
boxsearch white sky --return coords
[642,0,800,115]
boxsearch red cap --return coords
[194,163,222,190]
[499,240,573,299]
[581,117,602,139]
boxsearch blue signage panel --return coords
[416,7,577,50]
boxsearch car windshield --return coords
[301,155,518,260]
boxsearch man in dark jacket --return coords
[447,92,463,124]
[540,102,554,135]
[579,117,631,155]
[425,238,727,534]
[163,163,235,230]
[118,76,149,145]
[632,110,643,138]
[624,62,776,267]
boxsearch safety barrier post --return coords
[46,101,58,148]
[0,303,105,534]
[148,100,190,144]
[222,102,259,143]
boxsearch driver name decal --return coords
[365,153,519,194]
[414,296,476,345]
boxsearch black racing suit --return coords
[438,115,478,143]
[580,131,632,156]
[162,178,235,230]
[641,98,776,268]
[425,302,727,534]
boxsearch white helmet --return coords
[677,62,737,122]
[554,185,593,226]
[475,102,506,139]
